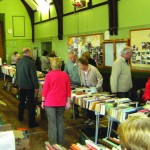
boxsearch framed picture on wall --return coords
[130,28,150,69]
[68,33,104,67]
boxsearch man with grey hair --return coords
[64,51,81,117]
[16,48,39,128]
[110,46,133,98]
[64,51,81,85]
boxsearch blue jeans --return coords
[45,107,65,145]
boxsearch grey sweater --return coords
[64,61,80,85]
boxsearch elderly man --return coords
[64,51,80,85]
[110,46,133,98]
[16,48,39,128]
[64,51,81,117]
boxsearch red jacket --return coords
[42,70,71,107]
[142,78,150,101]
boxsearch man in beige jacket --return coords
[110,46,133,98]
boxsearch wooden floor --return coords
[0,78,107,150]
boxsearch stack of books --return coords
[128,108,150,118]
[83,97,132,116]
[45,142,66,150]
[70,143,89,150]
[70,139,119,150]
[71,89,142,118]
[108,103,143,122]
[99,137,121,150]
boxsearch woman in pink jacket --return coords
[41,57,71,145]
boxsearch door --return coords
[41,42,52,55]
[0,22,4,60]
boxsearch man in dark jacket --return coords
[16,48,39,128]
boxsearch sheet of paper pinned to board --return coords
[104,43,114,66]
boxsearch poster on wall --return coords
[68,34,104,66]
[130,29,150,68]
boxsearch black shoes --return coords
[71,114,80,119]
[18,116,23,122]
[29,122,39,128]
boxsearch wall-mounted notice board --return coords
[130,28,150,70]
[68,33,104,67]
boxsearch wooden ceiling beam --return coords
[53,0,63,40]
[21,0,35,42]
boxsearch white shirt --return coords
[84,71,89,86]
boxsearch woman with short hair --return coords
[77,57,103,125]
[41,57,71,145]
[41,50,50,73]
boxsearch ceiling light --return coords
[36,0,50,14]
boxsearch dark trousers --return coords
[18,88,36,126]
[117,91,131,98]
[45,107,65,145]
[74,104,79,116]
[87,110,96,120]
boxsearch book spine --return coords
[85,139,100,150]
[109,137,120,145]
[103,138,120,149]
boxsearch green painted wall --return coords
[110,0,150,39]
[63,0,74,14]
[34,2,108,61]
[35,20,58,39]
[92,0,107,5]
[1,0,150,64]
[0,0,33,64]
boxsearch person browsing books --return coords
[77,57,103,125]
[64,51,81,118]
[41,57,71,145]
[16,48,39,128]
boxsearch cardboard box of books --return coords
[14,129,30,149]
[11,86,19,95]
[0,124,30,149]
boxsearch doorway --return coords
[41,42,52,55]
[0,21,4,60]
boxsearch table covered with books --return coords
[70,87,150,144]
[37,84,150,148]
[1,65,16,82]
[71,87,119,144]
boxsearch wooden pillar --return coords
[108,0,118,35]
[21,0,35,42]
[53,0,63,40]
